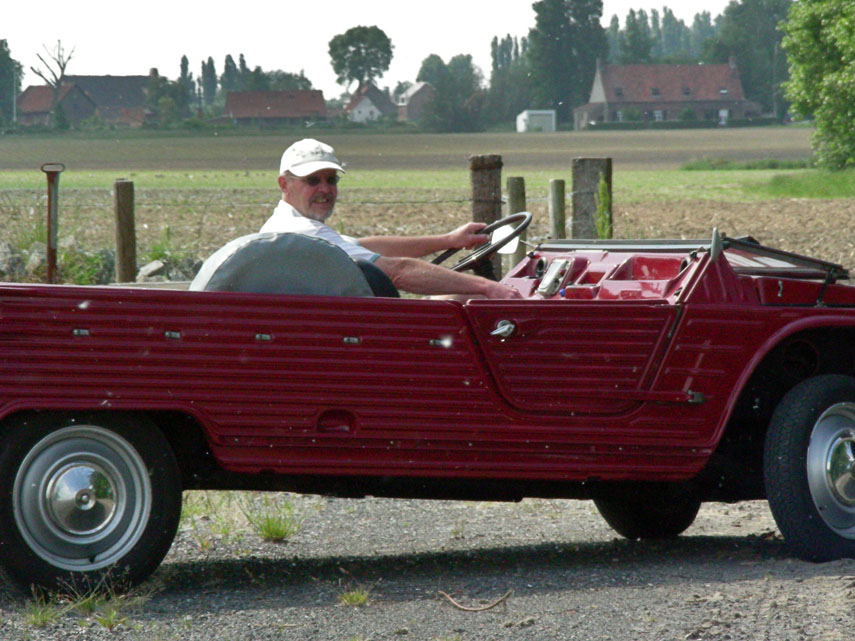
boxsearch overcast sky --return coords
[9,1,732,98]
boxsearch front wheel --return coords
[593,484,701,539]
[764,375,855,561]
[0,412,182,590]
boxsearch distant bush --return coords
[587,117,780,131]
[623,107,643,122]
[682,157,816,170]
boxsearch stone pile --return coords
[0,239,200,285]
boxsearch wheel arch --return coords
[699,319,855,501]
[0,408,222,490]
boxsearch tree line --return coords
[0,1,787,130]
[4,1,855,169]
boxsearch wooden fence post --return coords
[549,179,566,239]
[506,176,527,268]
[40,162,65,283]
[114,179,137,283]
[469,154,503,278]
[572,158,612,239]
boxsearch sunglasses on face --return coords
[300,174,340,187]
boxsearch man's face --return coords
[279,169,339,222]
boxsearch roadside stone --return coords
[169,257,202,281]
[137,260,167,281]
[25,249,46,276]
[92,248,116,284]
[58,235,80,253]
[0,241,25,280]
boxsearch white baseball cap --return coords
[279,138,346,177]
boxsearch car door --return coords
[464,300,681,416]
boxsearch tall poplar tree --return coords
[622,9,653,62]
[0,40,23,125]
[179,55,195,111]
[201,57,217,106]
[220,55,238,94]
[704,0,791,115]
[527,0,607,123]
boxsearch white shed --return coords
[516,109,557,132]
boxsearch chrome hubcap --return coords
[13,425,151,572]
[46,462,118,536]
[807,403,855,537]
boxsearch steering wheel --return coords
[431,212,532,272]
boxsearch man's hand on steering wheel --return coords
[444,222,490,251]
[432,212,533,273]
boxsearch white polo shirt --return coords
[260,201,379,263]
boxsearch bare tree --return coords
[30,40,74,126]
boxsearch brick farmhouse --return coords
[17,75,150,127]
[573,59,762,129]
[224,90,327,126]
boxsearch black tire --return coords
[0,412,182,590]
[593,484,701,539]
[764,374,855,561]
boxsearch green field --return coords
[0,126,819,200]
[4,126,854,279]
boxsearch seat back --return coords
[190,232,374,297]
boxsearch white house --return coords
[345,83,397,123]
[516,109,557,133]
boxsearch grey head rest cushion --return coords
[190,232,374,297]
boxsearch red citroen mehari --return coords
[2,216,855,589]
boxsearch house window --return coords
[651,87,661,97]
[654,110,664,122]
[720,88,728,94]
[682,86,691,96]
[615,87,623,98]
[616,110,624,122]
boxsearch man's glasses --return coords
[301,174,340,187]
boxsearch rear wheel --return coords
[594,484,701,539]
[0,412,182,590]
[765,374,855,561]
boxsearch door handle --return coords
[491,320,516,338]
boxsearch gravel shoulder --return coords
[2,496,854,640]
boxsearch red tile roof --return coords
[17,85,79,114]
[345,83,396,116]
[65,75,149,109]
[601,63,745,103]
[225,90,327,120]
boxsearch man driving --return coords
[260,138,522,299]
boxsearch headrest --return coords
[189,232,374,297]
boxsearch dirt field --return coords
[5,187,855,271]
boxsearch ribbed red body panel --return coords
[4,243,855,487]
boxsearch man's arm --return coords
[374,256,521,299]
[359,222,489,258]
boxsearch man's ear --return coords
[277,174,289,194]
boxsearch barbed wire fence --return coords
[1,157,610,283]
